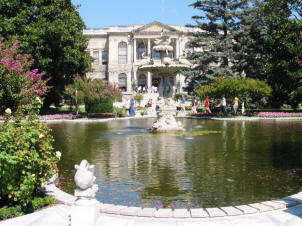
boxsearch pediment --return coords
[134,21,179,35]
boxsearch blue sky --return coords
[71,0,199,28]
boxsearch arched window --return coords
[118,73,127,92]
[118,42,127,64]
[137,43,146,59]
[185,42,194,54]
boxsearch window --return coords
[137,43,146,59]
[102,50,108,64]
[118,74,127,92]
[118,42,127,64]
[138,74,147,86]
[93,50,99,65]
[152,48,160,60]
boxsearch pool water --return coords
[49,118,302,208]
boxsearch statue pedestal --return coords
[72,160,99,226]
[71,198,100,226]
[150,98,184,133]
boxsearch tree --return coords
[195,77,272,108]
[185,0,248,92]
[64,77,121,113]
[0,0,92,108]
[0,37,47,114]
[232,0,267,79]
[260,0,302,107]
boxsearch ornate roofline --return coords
[133,21,182,35]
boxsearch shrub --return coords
[0,37,58,213]
[64,77,121,113]
[0,37,48,114]
[0,205,23,220]
[114,107,127,117]
[196,77,272,108]
[0,116,59,207]
[0,195,56,220]
[86,99,114,113]
[134,94,143,105]
[31,196,56,211]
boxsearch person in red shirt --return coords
[204,97,212,113]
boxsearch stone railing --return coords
[43,160,302,225]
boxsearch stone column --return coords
[134,70,137,81]
[147,72,151,93]
[148,39,151,57]
[127,72,132,92]
[176,38,180,58]
[133,38,137,63]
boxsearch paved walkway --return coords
[1,203,301,226]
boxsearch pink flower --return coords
[33,89,42,95]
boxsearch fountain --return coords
[139,32,191,132]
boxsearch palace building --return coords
[84,21,193,95]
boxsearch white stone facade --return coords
[84,21,193,96]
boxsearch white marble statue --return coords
[178,53,193,66]
[150,97,184,132]
[74,160,98,198]
[138,51,151,66]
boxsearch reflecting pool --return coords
[49,118,302,208]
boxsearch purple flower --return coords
[33,89,42,95]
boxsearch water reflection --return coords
[49,119,302,208]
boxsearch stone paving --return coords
[1,203,302,226]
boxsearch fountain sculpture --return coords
[139,31,191,132]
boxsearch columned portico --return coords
[85,21,192,95]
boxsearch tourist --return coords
[181,95,186,111]
[191,97,198,113]
[241,102,245,115]
[129,97,135,116]
[147,98,153,108]
[137,86,142,93]
[233,97,239,114]
[204,97,212,113]
[221,97,227,115]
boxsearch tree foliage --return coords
[187,0,302,107]
[64,77,121,113]
[195,77,272,107]
[184,0,248,92]
[0,36,58,208]
[0,37,47,114]
[0,0,92,108]
[232,0,267,79]
[260,0,302,107]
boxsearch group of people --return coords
[128,97,155,116]
[129,95,243,116]
[204,96,241,115]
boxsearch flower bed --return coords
[256,112,302,118]
[87,113,117,118]
[39,114,77,120]
[187,112,214,117]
